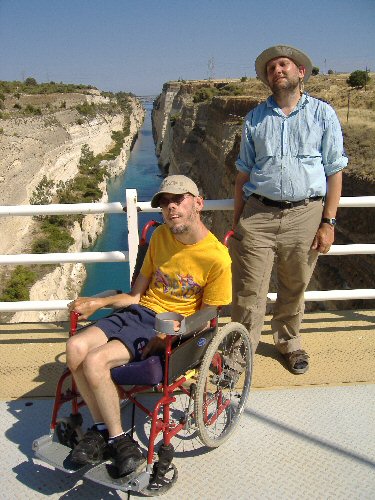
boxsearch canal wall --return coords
[2,93,145,323]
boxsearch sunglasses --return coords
[159,193,193,208]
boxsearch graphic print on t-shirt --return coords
[154,268,202,298]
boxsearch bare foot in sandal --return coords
[284,349,309,374]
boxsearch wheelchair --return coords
[32,222,253,496]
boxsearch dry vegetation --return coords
[179,73,375,182]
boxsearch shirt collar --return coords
[267,92,310,113]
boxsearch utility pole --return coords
[208,57,215,81]
[365,66,369,91]
[347,89,351,123]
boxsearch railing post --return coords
[125,189,139,287]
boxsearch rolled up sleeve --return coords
[322,113,348,176]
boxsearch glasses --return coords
[159,193,192,208]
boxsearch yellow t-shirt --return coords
[139,225,232,316]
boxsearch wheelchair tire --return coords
[55,414,84,449]
[194,322,252,448]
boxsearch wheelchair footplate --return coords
[84,444,178,496]
[32,434,90,474]
[84,459,149,493]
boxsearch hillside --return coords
[0,81,145,321]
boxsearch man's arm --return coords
[68,273,151,319]
[311,171,342,254]
[233,171,249,228]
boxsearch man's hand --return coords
[67,297,103,320]
[311,224,335,254]
[141,336,167,359]
[141,319,181,359]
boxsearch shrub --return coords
[30,175,55,206]
[25,104,42,115]
[76,102,97,117]
[193,87,219,103]
[13,103,22,110]
[328,69,335,75]
[25,77,37,86]
[32,220,74,253]
[347,70,371,89]
[312,66,320,76]
[169,113,181,126]
[240,76,248,82]
[0,266,36,301]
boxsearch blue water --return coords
[81,103,163,298]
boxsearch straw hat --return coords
[255,45,313,86]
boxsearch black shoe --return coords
[71,427,109,465]
[110,434,145,477]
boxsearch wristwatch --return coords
[321,217,336,226]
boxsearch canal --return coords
[81,102,163,299]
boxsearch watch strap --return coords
[321,217,336,226]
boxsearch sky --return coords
[0,0,374,96]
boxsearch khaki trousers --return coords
[229,196,323,355]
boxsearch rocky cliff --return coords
[152,79,375,311]
[0,90,145,322]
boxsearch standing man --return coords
[66,175,232,476]
[230,45,347,374]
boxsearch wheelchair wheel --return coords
[55,413,84,448]
[194,322,252,448]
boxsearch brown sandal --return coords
[285,349,309,374]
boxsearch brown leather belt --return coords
[252,193,323,209]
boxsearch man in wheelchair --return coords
[66,175,232,478]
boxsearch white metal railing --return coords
[0,192,374,313]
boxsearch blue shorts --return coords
[96,305,156,361]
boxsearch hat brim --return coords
[255,45,313,86]
[150,189,198,208]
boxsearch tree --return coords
[347,70,370,89]
[328,69,335,75]
[312,66,319,76]
[24,77,37,86]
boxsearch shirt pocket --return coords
[297,122,323,157]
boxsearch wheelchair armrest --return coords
[154,306,217,337]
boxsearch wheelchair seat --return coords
[111,355,163,386]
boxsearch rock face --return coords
[152,81,375,311]
[0,92,145,322]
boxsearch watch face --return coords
[322,217,336,225]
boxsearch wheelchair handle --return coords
[223,230,234,247]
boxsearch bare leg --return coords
[82,340,133,436]
[66,325,110,422]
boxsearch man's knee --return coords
[82,349,112,387]
[66,335,88,370]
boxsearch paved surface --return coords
[1,309,375,498]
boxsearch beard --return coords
[165,206,199,234]
[270,74,300,97]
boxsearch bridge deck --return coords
[1,309,374,498]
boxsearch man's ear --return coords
[194,195,204,212]
[298,65,306,80]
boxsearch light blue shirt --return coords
[236,93,348,201]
